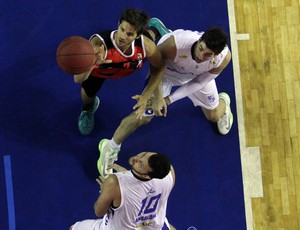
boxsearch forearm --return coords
[142,65,164,99]
[73,67,93,83]
[169,72,218,104]
[168,81,202,103]
[154,80,163,99]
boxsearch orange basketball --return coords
[56,36,96,74]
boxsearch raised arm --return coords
[133,34,178,119]
[167,50,232,104]
[73,36,111,83]
[132,36,165,118]
[93,174,121,217]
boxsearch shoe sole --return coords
[93,96,100,112]
[149,18,171,37]
[218,92,233,135]
[97,139,107,178]
[220,112,233,135]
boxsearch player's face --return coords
[193,40,215,63]
[115,21,138,48]
[129,152,156,176]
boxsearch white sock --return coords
[110,139,121,149]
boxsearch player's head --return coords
[119,8,149,36]
[129,152,171,179]
[193,27,228,63]
[200,27,228,54]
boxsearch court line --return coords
[226,0,263,230]
[4,155,16,230]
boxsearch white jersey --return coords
[159,29,229,85]
[100,171,173,230]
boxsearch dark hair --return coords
[119,8,149,36]
[200,27,228,54]
[147,153,171,179]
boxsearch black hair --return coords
[147,153,171,179]
[119,8,149,36]
[200,27,228,54]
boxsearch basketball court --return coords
[0,1,253,229]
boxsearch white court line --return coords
[226,1,263,230]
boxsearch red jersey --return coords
[90,30,146,79]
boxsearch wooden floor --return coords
[229,0,300,229]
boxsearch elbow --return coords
[94,211,102,217]
[94,207,103,217]
[94,204,105,217]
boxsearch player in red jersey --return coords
[74,8,165,135]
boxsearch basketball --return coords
[56,36,96,74]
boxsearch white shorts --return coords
[142,69,219,117]
[72,219,103,230]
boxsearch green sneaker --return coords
[97,139,120,178]
[217,92,233,135]
[78,96,100,135]
[148,18,171,40]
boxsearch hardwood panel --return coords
[233,0,300,228]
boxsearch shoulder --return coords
[105,174,120,187]
[142,36,165,67]
[90,31,113,46]
[210,48,232,74]
[172,29,203,40]
[157,34,176,60]
[142,35,157,55]
[218,48,232,69]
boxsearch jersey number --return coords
[138,194,162,216]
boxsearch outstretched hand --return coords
[94,44,112,66]
[73,44,112,84]
[110,163,127,172]
[132,94,149,120]
[152,95,167,117]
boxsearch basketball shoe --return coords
[148,18,171,40]
[78,96,100,135]
[97,139,120,178]
[217,92,233,135]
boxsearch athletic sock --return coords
[110,138,121,149]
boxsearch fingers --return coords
[111,163,127,172]
[135,112,144,120]
[154,108,163,116]
[95,45,112,64]
[132,96,142,110]
[96,175,105,185]
[132,95,141,100]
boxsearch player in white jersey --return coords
[97,18,233,178]
[70,151,176,230]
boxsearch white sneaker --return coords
[217,92,233,135]
[97,139,120,178]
